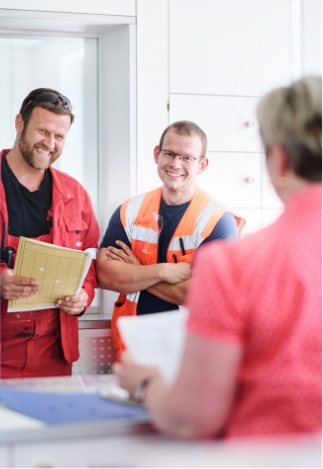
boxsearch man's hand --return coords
[1,269,39,300]
[55,288,88,316]
[106,240,141,265]
[161,262,191,284]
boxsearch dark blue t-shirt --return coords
[2,153,52,237]
[100,198,238,315]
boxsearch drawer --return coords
[199,152,261,208]
[169,94,262,153]
[262,208,284,229]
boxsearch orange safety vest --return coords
[111,186,245,358]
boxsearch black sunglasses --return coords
[21,91,72,113]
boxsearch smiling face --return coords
[154,130,208,204]
[16,107,71,171]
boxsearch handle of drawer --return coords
[245,177,255,184]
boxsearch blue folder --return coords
[0,387,149,425]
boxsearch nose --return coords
[43,133,55,150]
[169,154,183,166]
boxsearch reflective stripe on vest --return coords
[120,187,244,264]
[168,200,226,252]
[112,187,245,357]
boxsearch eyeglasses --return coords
[21,91,72,113]
[159,149,201,164]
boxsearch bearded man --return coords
[0,88,99,378]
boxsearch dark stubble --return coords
[18,126,60,170]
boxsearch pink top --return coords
[186,185,322,437]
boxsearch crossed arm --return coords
[96,241,191,305]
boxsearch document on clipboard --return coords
[117,308,188,384]
[8,237,92,312]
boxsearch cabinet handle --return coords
[245,121,254,128]
[245,177,255,184]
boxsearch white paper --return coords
[117,307,188,383]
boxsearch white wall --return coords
[0,0,321,312]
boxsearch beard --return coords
[18,129,60,170]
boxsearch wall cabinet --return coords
[169,94,261,153]
[168,0,291,234]
[198,152,262,209]
[169,0,290,97]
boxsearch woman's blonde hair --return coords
[257,76,322,182]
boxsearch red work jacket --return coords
[0,149,100,364]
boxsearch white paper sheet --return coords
[117,307,188,383]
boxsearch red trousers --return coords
[1,305,71,379]
[1,229,72,379]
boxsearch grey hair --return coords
[257,76,322,182]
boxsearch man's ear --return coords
[153,146,160,164]
[197,157,209,174]
[15,114,24,135]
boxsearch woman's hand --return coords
[112,352,160,399]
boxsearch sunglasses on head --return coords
[21,91,72,113]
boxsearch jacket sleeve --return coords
[79,190,100,311]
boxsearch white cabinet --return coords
[302,0,322,76]
[168,0,292,234]
[198,152,261,208]
[169,0,290,96]
[169,95,283,233]
[169,94,261,152]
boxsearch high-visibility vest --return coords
[111,186,245,358]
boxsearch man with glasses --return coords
[97,121,245,359]
[0,88,99,378]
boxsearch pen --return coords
[172,254,177,263]
[179,237,186,256]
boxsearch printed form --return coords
[117,308,188,384]
[8,237,92,312]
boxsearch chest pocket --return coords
[63,214,89,250]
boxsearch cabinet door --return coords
[199,152,261,208]
[169,0,290,96]
[169,94,261,152]
[262,208,284,228]
[303,0,322,75]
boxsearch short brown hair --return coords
[159,121,207,156]
[19,87,75,127]
[257,76,322,182]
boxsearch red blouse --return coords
[186,185,322,437]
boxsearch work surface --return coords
[0,375,321,468]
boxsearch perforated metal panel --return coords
[72,329,116,376]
